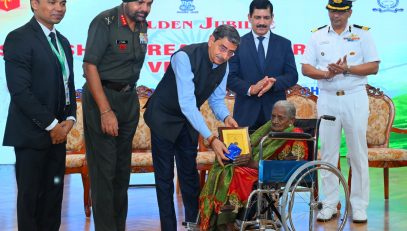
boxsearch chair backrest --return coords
[132,86,154,151]
[286,84,318,160]
[199,90,235,149]
[286,84,318,119]
[66,99,85,153]
[366,84,395,148]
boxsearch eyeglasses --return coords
[218,44,235,57]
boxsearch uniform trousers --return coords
[318,87,370,211]
[14,144,66,231]
[82,85,140,231]
[151,125,200,231]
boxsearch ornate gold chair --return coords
[348,84,407,199]
[65,98,91,217]
[130,86,155,176]
[286,84,318,119]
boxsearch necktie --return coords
[49,32,59,53]
[257,36,265,71]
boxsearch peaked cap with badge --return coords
[326,0,356,11]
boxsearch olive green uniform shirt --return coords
[83,4,148,84]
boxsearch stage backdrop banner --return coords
[1,0,406,164]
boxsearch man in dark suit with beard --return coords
[2,0,76,230]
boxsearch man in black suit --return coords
[2,0,76,230]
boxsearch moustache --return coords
[215,54,226,63]
[135,11,148,18]
[256,24,268,29]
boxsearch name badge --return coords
[116,40,128,51]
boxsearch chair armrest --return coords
[391,127,407,134]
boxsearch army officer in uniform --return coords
[82,0,154,230]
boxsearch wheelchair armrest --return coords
[268,132,313,140]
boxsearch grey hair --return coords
[274,100,296,119]
[212,25,241,46]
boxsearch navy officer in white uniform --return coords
[301,0,380,223]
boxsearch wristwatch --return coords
[343,65,351,75]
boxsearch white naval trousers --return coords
[318,87,370,211]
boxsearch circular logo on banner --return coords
[373,0,403,12]
[377,0,398,9]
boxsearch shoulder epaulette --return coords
[353,24,370,31]
[103,15,116,26]
[311,25,327,32]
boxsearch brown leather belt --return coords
[336,90,345,96]
[101,80,134,92]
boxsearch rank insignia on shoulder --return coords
[104,16,115,25]
[311,25,327,32]
[353,24,370,30]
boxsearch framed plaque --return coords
[218,127,251,155]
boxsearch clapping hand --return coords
[258,77,276,97]
[328,55,348,75]
[250,76,276,97]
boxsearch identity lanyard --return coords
[47,36,70,106]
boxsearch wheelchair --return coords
[185,115,350,231]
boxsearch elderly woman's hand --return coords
[233,154,251,166]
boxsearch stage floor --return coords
[1,158,406,230]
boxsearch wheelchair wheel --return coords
[280,161,350,231]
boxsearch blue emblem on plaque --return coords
[373,0,404,13]
[178,0,198,13]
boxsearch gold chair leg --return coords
[81,165,91,217]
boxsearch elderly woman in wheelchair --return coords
[199,100,309,230]
[195,100,350,231]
